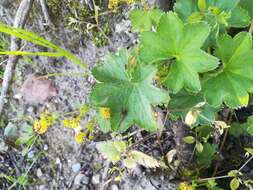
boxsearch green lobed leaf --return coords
[203,32,253,108]
[175,0,241,20]
[240,0,253,18]
[174,0,240,21]
[230,116,253,137]
[206,0,239,11]
[174,0,198,21]
[90,49,169,132]
[174,0,250,47]
[96,112,111,133]
[129,9,163,31]
[197,143,217,167]
[168,90,218,125]
[228,6,251,27]
[140,12,218,93]
[96,141,127,164]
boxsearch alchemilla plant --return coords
[89,0,253,189]
[91,0,253,131]
[1,0,253,189]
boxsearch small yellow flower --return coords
[108,0,119,11]
[100,107,111,119]
[74,132,86,144]
[178,182,193,190]
[34,111,54,134]
[63,117,80,128]
[125,0,134,4]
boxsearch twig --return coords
[197,155,253,183]
[0,59,8,66]
[39,0,53,26]
[212,110,234,177]
[0,0,34,116]
[238,155,253,172]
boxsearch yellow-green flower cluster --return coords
[178,182,193,190]
[108,0,136,12]
[34,111,55,134]
[62,105,95,144]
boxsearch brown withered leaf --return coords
[21,74,57,104]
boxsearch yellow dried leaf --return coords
[185,110,200,126]
[166,149,177,164]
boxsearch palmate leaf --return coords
[197,143,217,167]
[174,0,250,28]
[90,49,169,132]
[129,9,163,31]
[140,12,218,93]
[203,32,253,108]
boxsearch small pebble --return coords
[27,106,34,113]
[72,163,81,172]
[81,176,90,185]
[43,144,48,151]
[27,150,35,159]
[109,184,119,190]
[36,168,43,177]
[13,93,22,100]
[56,157,61,164]
[0,139,8,151]
[74,173,85,185]
[91,174,100,185]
